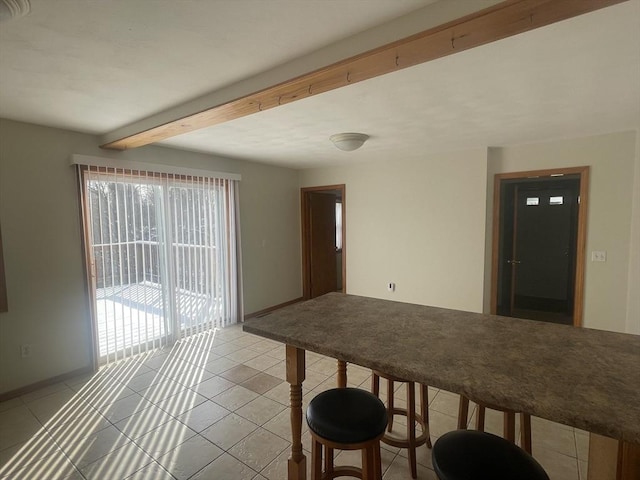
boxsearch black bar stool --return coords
[371,370,431,478]
[306,387,388,480]
[432,430,550,480]
[458,395,532,453]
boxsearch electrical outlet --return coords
[387,282,395,292]
[591,251,607,262]
[20,344,32,358]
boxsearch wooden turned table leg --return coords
[337,359,347,388]
[286,345,306,480]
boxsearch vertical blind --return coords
[77,163,242,364]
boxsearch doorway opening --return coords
[491,167,589,326]
[301,185,346,300]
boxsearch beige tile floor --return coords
[0,324,589,479]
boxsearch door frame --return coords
[301,184,346,300]
[490,166,589,326]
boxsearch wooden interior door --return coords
[308,192,338,298]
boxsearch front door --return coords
[493,168,588,326]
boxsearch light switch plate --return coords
[591,251,607,262]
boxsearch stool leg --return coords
[504,411,516,443]
[362,444,374,480]
[521,413,532,454]
[372,372,380,397]
[374,440,383,480]
[421,384,432,449]
[458,395,470,429]
[407,382,417,479]
[476,404,486,432]
[324,446,334,476]
[311,438,322,480]
[387,379,395,432]
[337,360,347,388]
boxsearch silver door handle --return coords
[507,259,522,264]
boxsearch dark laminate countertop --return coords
[243,292,640,443]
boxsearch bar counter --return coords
[243,292,640,478]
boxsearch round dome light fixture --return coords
[330,132,369,152]
[0,0,30,23]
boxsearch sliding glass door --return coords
[79,166,241,364]
[87,174,168,361]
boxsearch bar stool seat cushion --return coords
[432,430,550,480]
[306,388,388,444]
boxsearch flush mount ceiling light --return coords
[0,0,30,23]
[330,133,369,152]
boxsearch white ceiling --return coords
[1,0,639,169]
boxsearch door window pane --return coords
[335,202,343,250]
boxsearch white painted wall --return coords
[301,132,638,335]
[300,149,489,313]
[488,131,637,333]
[625,129,640,334]
[0,119,301,394]
[482,149,501,314]
[238,161,302,312]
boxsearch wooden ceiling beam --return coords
[101,0,626,151]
